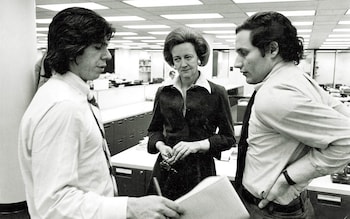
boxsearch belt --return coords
[241,188,304,214]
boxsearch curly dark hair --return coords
[44,7,115,75]
[236,11,304,64]
[163,26,210,67]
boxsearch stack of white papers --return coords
[175,176,250,219]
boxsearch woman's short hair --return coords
[236,11,304,64]
[163,26,210,67]
[44,7,115,75]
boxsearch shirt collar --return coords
[54,71,91,98]
[169,71,212,94]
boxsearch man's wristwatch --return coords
[282,169,296,185]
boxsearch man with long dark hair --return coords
[18,7,183,219]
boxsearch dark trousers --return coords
[241,188,315,219]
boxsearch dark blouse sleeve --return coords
[208,84,236,155]
[147,86,166,154]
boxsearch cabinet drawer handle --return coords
[115,167,132,175]
[317,194,341,206]
[104,123,112,128]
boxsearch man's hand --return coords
[258,173,301,208]
[127,196,184,219]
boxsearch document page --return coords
[175,176,250,219]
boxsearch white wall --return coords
[114,49,140,80]
[216,50,230,79]
[334,51,350,86]
[150,51,165,79]
[0,0,37,203]
[114,49,166,81]
[314,51,336,85]
[228,50,255,96]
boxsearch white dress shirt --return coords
[18,72,127,219]
[243,62,350,199]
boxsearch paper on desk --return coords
[175,176,250,219]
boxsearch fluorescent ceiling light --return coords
[186,23,236,28]
[329,34,350,38]
[333,28,350,32]
[123,0,203,7]
[123,42,148,46]
[36,27,49,32]
[161,13,222,20]
[36,33,47,37]
[141,40,165,43]
[323,41,350,44]
[214,45,234,49]
[320,46,349,48]
[321,44,350,47]
[233,0,311,3]
[124,25,170,29]
[246,10,315,17]
[37,2,108,11]
[148,31,170,35]
[148,45,163,49]
[36,19,52,24]
[298,34,310,38]
[216,35,236,39]
[110,40,133,43]
[326,38,350,41]
[113,45,131,49]
[146,49,163,52]
[292,21,313,26]
[297,29,312,33]
[339,21,350,25]
[114,32,138,36]
[105,16,145,22]
[123,36,156,39]
[203,30,236,34]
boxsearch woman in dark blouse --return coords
[147,26,236,200]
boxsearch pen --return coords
[153,177,162,196]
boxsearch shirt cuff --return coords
[102,196,128,219]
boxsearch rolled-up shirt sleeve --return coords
[257,85,350,176]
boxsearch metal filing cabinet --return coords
[104,112,153,156]
[309,191,350,219]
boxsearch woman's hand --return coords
[156,141,174,162]
[168,141,204,165]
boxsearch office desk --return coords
[111,144,237,196]
[111,144,237,180]
[308,176,350,219]
[111,144,350,201]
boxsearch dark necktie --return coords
[88,95,118,196]
[235,90,257,190]
[88,95,99,108]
